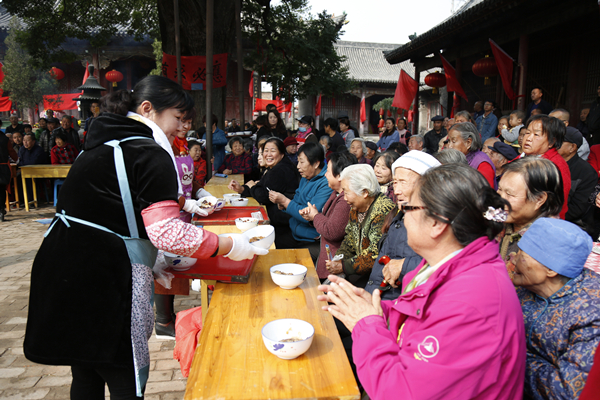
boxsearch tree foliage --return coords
[149,39,163,76]
[1,18,57,111]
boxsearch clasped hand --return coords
[299,202,319,221]
[317,275,383,332]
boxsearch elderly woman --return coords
[318,163,525,399]
[50,131,79,165]
[513,218,599,400]
[349,138,372,165]
[434,148,468,165]
[268,142,332,260]
[365,151,440,300]
[446,122,496,188]
[454,110,475,124]
[229,137,299,228]
[377,118,400,151]
[300,152,357,279]
[497,157,563,272]
[218,136,252,175]
[522,115,570,219]
[324,164,395,288]
[372,151,400,201]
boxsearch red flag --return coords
[82,62,90,85]
[440,55,468,101]
[253,98,291,113]
[360,97,366,123]
[0,97,12,112]
[162,52,228,90]
[315,94,322,117]
[392,70,419,110]
[489,39,515,100]
[249,71,254,98]
[43,93,80,111]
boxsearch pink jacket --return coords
[352,237,526,400]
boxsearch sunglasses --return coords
[399,202,427,213]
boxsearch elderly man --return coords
[39,117,59,157]
[365,150,440,300]
[11,131,24,155]
[487,141,517,186]
[472,100,484,121]
[550,108,590,160]
[17,133,46,166]
[578,107,590,139]
[558,127,597,235]
[5,115,24,137]
[526,87,554,120]
[512,218,599,400]
[365,140,378,160]
[423,115,446,154]
[482,137,500,157]
[408,135,424,152]
[53,115,81,152]
[475,100,498,142]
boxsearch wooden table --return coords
[5,164,18,213]
[184,249,360,400]
[20,165,71,211]
[204,174,260,207]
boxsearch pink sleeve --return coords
[142,200,219,259]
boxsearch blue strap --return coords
[103,136,153,239]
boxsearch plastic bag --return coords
[153,250,174,289]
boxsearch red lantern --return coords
[105,69,124,87]
[49,67,64,80]
[387,109,392,117]
[379,108,384,117]
[424,72,446,94]
[472,55,498,85]
[378,119,385,128]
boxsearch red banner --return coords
[392,69,419,111]
[249,71,254,98]
[315,94,322,117]
[253,98,292,113]
[0,97,12,112]
[43,93,80,111]
[440,55,468,101]
[489,39,516,101]
[162,52,228,90]
[360,98,366,123]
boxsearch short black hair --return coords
[329,151,357,177]
[338,117,350,127]
[61,115,72,121]
[324,118,338,131]
[188,140,202,151]
[388,142,409,155]
[228,136,244,148]
[525,114,566,150]
[39,117,47,123]
[202,113,219,127]
[22,124,32,130]
[262,137,286,155]
[55,132,68,142]
[255,115,268,126]
[297,142,325,169]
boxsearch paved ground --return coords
[0,203,198,399]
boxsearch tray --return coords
[192,206,269,226]
[168,255,257,283]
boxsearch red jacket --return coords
[587,144,600,176]
[541,148,571,219]
[579,343,600,400]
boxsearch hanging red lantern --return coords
[105,69,124,87]
[472,55,498,85]
[378,119,385,128]
[424,72,446,94]
[379,108,384,117]
[49,67,64,80]
[387,109,392,117]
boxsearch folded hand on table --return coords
[325,259,343,275]
[228,180,244,193]
[299,202,319,221]
[317,275,384,332]
[222,169,233,175]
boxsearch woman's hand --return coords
[317,275,384,332]
[228,180,243,194]
[325,259,343,275]
[382,259,405,288]
[595,192,600,208]
[269,190,290,208]
[223,169,232,175]
[299,202,319,221]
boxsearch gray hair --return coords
[320,135,330,144]
[410,135,424,145]
[449,122,482,152]
[435,148,468,165]
[455,110,474,124]
[351,137,367,156]
[340,164,381,197]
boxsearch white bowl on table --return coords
[163,252,197,271]
[223,193,240,204]
[196,196,218,214]
[231,197,249,207]
[261,319,315,360]
[242,225,275,249]
[269,263,307,289]
[235,217,259,232]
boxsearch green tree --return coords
[1,18,57,114]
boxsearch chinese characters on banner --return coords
[162,52,228,90]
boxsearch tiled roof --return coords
[334,41,415,84]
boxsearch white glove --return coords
[183,199,209,216]
[195,188,213,199]
[225,233,269,261]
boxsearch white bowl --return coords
[196,196,218,214]
[262,319,315,360]
[270,263,307,289]
[223,193,241,204]
[235,217,259,232]
[231,197,249,207]
[163,252,197,271]
[214,198,226,211]
[243,225,275,249]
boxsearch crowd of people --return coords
[2,78,599,399]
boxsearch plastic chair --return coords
[53,179,65,206]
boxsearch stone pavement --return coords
[0,204,199,399]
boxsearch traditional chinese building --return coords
[385,0,600,133]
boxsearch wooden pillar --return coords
[454,56,462,113]
[235,0,245,127]
[126,60,132,92]
[174,0,182,85]
[413,65,420,135]
[205,0,214,179]
[566,41,587,126]
[517,34,529,112]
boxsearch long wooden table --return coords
[20,164,71,211]
[203,173,260,206]
[184,249,360,400]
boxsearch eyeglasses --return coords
[399,202,427,213]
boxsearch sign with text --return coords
[162,52,228,90]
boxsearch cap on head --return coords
[488,142,518,161]
[391,150,441,176]
[431,115,445,122]
[563,126,583,148]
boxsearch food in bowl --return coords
[273,270,293,275]
[249,236,265,243]
[261,319,315,360]
[269,263,307,289]
[242,225,275,249]
[199,199,214,209]
[235,217,259,232]
[232,197,249,206]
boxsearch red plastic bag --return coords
[173,306,203,377]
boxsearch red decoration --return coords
[379,108,384,116]
[440,55,468,101]
[378,119,385,128]
[315,94,322,117]
[49,67,64,80]
[489,40,516,100]
[387,109,392,117]
[472,55,498,85]
[162,52,228,90]
[360,98,366,123]
[105,69,124,87]
[392,69,419,110]
[424,72,446,94]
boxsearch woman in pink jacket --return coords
[318,163,526,399]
